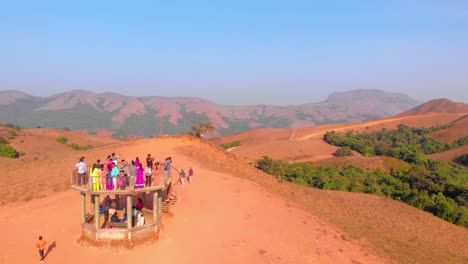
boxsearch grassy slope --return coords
[178,140,468,263]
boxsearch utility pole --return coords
[159,101,164,136]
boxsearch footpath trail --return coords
[0,140,382,264]
[292,113,440,140]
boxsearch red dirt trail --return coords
[0,140,381,264]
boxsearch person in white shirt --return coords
[136,211,145,226]
[145,165,152,187]
[74,157,87,186]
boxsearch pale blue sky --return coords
[1,0,467,104]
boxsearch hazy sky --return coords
[1,1,467,105]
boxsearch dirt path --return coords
[0,171,383,264]
[292,114,439,140]
[0,142,382,264]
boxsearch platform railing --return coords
[70,164,175,193]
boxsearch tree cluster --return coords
[323,124,467,164]
[255,124,468,226]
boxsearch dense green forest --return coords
[256,124,468,226]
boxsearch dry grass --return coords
[177,139,468,264]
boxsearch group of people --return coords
[74,153,191,191]
[101,195,146,227]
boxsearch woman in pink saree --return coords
[135,165,145,189]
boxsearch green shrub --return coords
[334,147,354,157]
[455,154,468,166]
[63,127,70,131]
[0,144,19,158]
[0,137,7,145]
[56,136,68,144]
[8,130,17,139]
[256,155,468,227]
[220,140,241,149]
[69,143,93,151]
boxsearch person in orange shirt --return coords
[36,236,47,262]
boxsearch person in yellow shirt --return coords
[36,236,46,262]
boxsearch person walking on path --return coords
[179,169,186,185]
[188,167,194,184]
[37,236,47,262]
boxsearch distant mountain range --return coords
[0,89,421,137]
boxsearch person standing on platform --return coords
[74,157,87,186]
[129,160,137,190]
[146,153,154,168]
[145,165,153,187]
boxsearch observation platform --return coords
[70,171,171,247]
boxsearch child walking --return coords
[36,236,46,262]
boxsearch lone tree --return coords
[190,121,216,138]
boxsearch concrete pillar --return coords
[94,195,100,230]
[80,192,86,223]
[157,190,163,224]
[127,195,132,229]
[115,195,120,210]
[153,191,158,224]
[141,192,146,209]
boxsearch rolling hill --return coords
[0,89,420,137]
[0,127,466,263]
[211,112,467,164]
[397,98,468,117]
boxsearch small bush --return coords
[69,143,93,151]
[334,147,354,157]
[57,136,68,144]
[0,144,19,158]
[8,131,17,139]
[0,137,7,145]
[455,154,468,166]
[220,140,241,149]
[63,127,70,131]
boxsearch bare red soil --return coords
[428,114,468,143]
[0,137,382,264]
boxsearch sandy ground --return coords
[0,165,381,264]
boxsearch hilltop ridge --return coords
[0,89,420,137]
[398,98,468,117]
